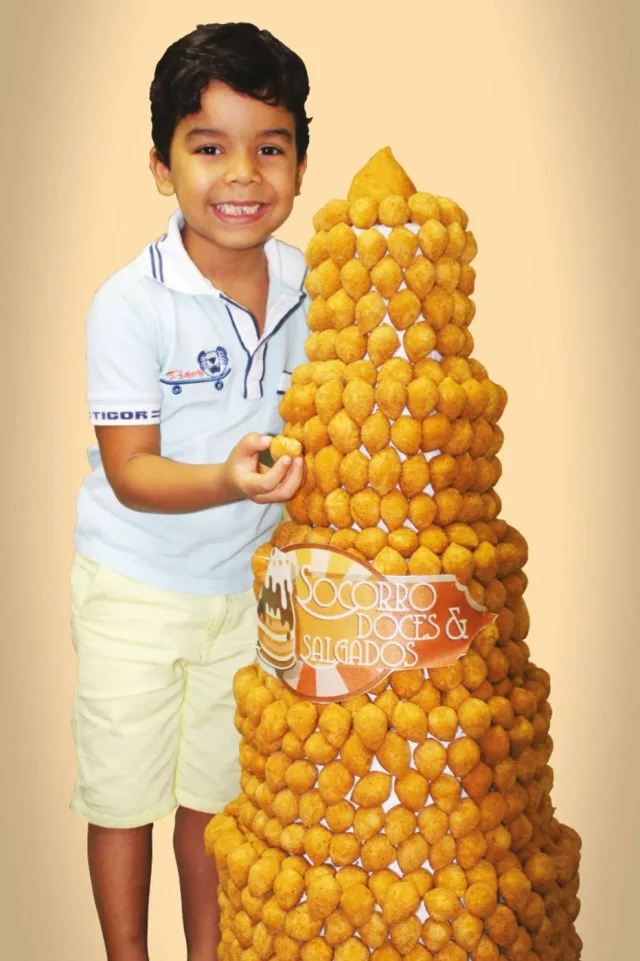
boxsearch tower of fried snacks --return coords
[206,149,583,961]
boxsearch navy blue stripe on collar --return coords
[154,239,165,283]
[149,245,157,280]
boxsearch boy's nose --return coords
[223,151,261,185]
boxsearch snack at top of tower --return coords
[211,149,583,961]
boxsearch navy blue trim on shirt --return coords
[154,240,165,283]
[223,292,305,400]
[149,245,157,280]
[224,304,252,399]
[220,293,259,340]
[258,340,269,397]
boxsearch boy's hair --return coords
[150,22,311,167]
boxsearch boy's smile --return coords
[150,80,307,272]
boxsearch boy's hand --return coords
[226,433,304,504]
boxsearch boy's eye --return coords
[259,145,284,156]
[196,145,222,155]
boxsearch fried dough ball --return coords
[381,491,410,530]
[388,527,419,558]
[324,909,355,947]
[425,887,462,923]
[285,904,323,943]
[335,937,369,961]
[395,770,429,811]
[422,287,454,330]
[414,739,448,780]
[325,489,352,528]
[299,790,325,827]
[356,291,387,333]
[307,874,342,920]
[318,761,355,805]
[418,219,449,262]
[484,904,518,947]
[349,196,378,229]
[354,805,386,842]
[273,869,306,911]
[336,326,368,365]
[330,833,362,867]
[351,771,392,808]
[306,231,330,269]
[324,292,356,335]
[318,703,352,748]
[375,378,407,420]
[354,527,388,560]
[341,732,373,777]
[408,546,441,575]
[377,732,411,776]
[326,800,356,833]
[351,488,382,529]
[391,416,423,456]
[361,835,397,872]
[392,701,428,742]
[313,445,342,494]
[388,289,421,330]
[306,259,342,299]
[305,732,339,765]
[343,379,375,425]
[327,223,357,266]
[385,805,417,845]
[328,410,361,455]
[369,448,403,495]
[397,833,430,873]
[399,454,430,498]
[271,435,303,461]
[339,450,370,494]
[341,884,376,927]
[304,825,333,864]
[341,259,371,301]
[315,378,345,425]
[357,228,387,268]
[368,326,400,367]
[403,322,437,363]
[359,912,389,950]
[352,703,389,751]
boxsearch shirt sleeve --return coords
[86,282,162,427]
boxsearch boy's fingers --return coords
[251,455,293,493]
[241,432,273,455]
[254,459,304,502]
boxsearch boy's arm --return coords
[96,424,303,514]
[85,283,301,513]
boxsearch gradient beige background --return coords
[1,0,638,957]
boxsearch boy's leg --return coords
[173,807,220,961]
[87,822,153,961]
[174,587,259,960]
[70,555,215,960]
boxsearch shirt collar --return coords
[146,207,301,298]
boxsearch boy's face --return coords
[150,80,307,253]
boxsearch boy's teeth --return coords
[216,203,262,215]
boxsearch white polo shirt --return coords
[74,208,309,595]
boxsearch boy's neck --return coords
[181,223,269,302]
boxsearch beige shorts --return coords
[70,552,257,828]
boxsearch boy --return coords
[71,22,311,961]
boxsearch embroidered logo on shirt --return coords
[160,347,231,394]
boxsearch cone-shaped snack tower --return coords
[207,149,582,961]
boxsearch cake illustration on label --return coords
[256,548,297,671]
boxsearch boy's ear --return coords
[149,147,175,197]
[295,154,308,197]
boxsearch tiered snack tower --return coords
[206,149,583,961]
